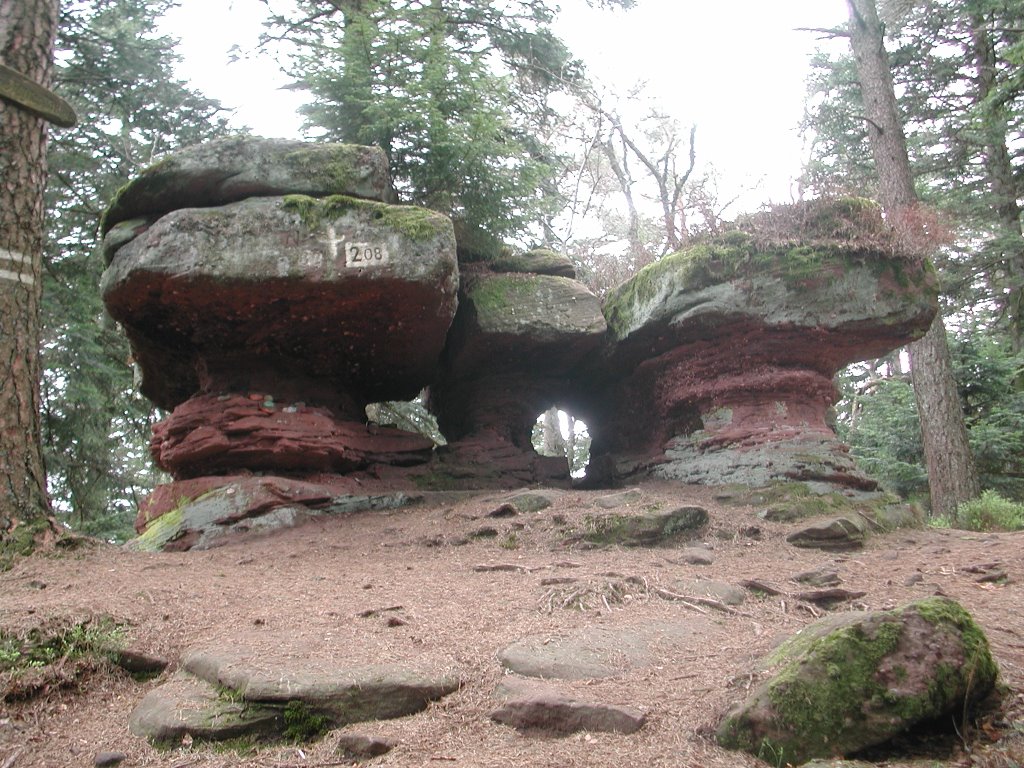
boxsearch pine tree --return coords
[0,0,62,557]
[41,0,233,539]
[844,0,980,517]
[263,0,587,241]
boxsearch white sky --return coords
[161,0,850,215]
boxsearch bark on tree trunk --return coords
[540,406,567,458]
[970,9,1024,353]
[909,315,981,517]
[846,0,979,518]
[0,0,58,542]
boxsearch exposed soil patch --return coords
[1,482,1022,767]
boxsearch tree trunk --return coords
[969,7,1024,352]
[846,0,979,517]
[540,406,567,458]
[0,0,57,547]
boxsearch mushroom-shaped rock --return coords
[101,138,459,548]
[101,136,397,243]
[591,200,937,489]
[716,597,998,764]
[429,270,606,487]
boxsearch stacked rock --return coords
[585,200,938,490]
[101,137,459,548]
[428,245,606,487]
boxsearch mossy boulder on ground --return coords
[715,597,999,765]
[576,505,709,547]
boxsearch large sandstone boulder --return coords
[716,597,998,764]
[102,194,457,411]
[589,200,938,490]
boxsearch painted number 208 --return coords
[345,243,389,267]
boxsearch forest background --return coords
[37,0,1024,542]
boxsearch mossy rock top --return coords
[451,219,576,278]
[716,596,998,764]
[462,272,604,339]
[101,136,398,237]
[602,202,938,367]
[442,271,606,378]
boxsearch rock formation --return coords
[584,200,937,490]
[100,140,937,552]
[101,138,459,543]
[428,255,606,487]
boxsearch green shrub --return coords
[955,490,1024,532]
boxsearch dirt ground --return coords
[1,481,1022,768]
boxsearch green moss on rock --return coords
[0,519,53,571]
[602,199,936,342]
[578,506,708,547]
[281,194,447,242]
[716,597,999,764]
[283,146,365,193]
[465,273,540,315]
[130,506,186,553]
[282,700,332,742]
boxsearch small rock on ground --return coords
[94,752,127,768]
[593,488,642,509]
[671,578,746,606]
[792,567,841,587]
[787,517,866,551]
[491,678,646,734]
[336,733,396,760]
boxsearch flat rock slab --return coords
[498,620,722,681]
[676,546,714,566]
[593,488,643,509]
[129,671,283,744]
[182,648,460,725]
[787,517,867,551]
[130,647,460,746]
[491,678,646,734]
[102,137,397,239]
[506,489,562,513]
[129,476,418,552]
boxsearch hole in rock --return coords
[531,406,590,478]
[365,390,447,446]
